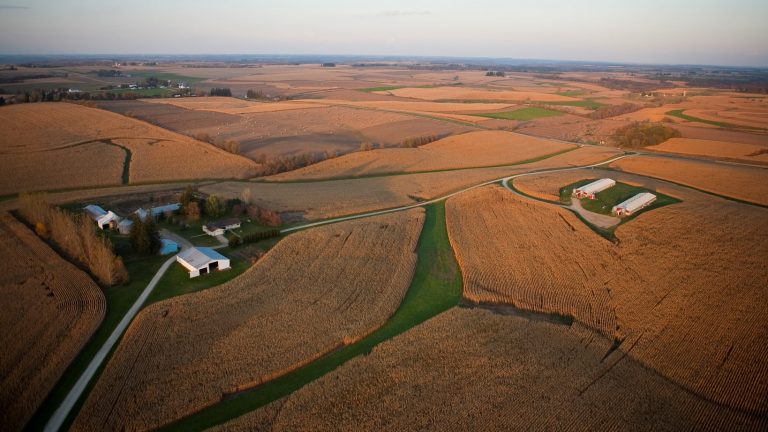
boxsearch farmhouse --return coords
[203,218,241,236]
[612,192,657,216]
[84,205,121,230]
[573,178,616,199]
[176,247,230,278]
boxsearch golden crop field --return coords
[214,308,766,432]
[645,137,768,163]
[72,210,424,431]
[270,131,574,180]
[446,185,768,414]
[611,155,768,205]
[143,97,327,114]
[0,103,258,194]
[0,212,106,431]
[202,145,622,221]
[383,86,581,102]
[0,141,125,196]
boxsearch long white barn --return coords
[573,178,615,199]
[612,192,657,216]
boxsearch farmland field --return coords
[72,210,424,431]
[0,103,258,195]
[474,107,564,121]
[0,212,106,431]
[214,308,766,431]
[202,145,623,221]
[610,155,768,205]
[446,185,768,414]
[269,130,575,180]
[645,137,768,163]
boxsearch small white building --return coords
[612,192,657,217]
[573,178,616,199]
[203,218,241,236]
[176,247,230,278]
[117,218,134,235]
[135,203,181,221]
[84,205,121,230]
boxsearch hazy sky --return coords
[1,0,767,66]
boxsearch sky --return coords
[1,0,767,67]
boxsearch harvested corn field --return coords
[611,155,768,205]
[645,137,768,163]
[0,212,106,431]
[203,146,623,221]
[143,97,327,114]
[214,308,766,432]
[269,131,574,180]
[0,103,257,194]
[72,210,424,431]
[0,141,125,195]
[383,86,580,102]
[446,185,768,414]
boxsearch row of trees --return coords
[228,229,280,247]
[588,102,642,120]
[612,121,681,148]
[485,71,506,77]
[193,132,240,155]
[18,193,129,286]
[178,186,283,226]
[209,87,232,96]
[400,134,441,148]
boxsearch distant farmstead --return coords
[613,192,657,217]
[573,178,616,199]
[203,218,241,236]
[176,247,230,278]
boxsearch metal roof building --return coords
[612,192,657,217]
[176,247,230,278]
[573,178,616,199]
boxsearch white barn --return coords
[176,247,231,278]
[83,205,121,230]
[573,178,616,199]
[612,192,657,217]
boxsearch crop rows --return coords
[611,155,768,205]
[214,308,768,431]
[445,185,768,415]
[72,209,424,431]
[0,212,106,431]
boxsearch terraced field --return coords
[0,212,106,431]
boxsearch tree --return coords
[180,186,196,211]
[129,214,161,255]
[185,201,200,220]
[205,195,223,219]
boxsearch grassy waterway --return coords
[160,202,463,431]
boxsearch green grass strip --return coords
[666,109,764,130]
[159,202,463,431]
[474,107,564,121]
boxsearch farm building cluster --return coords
[572,179,656,217]
[83,203,181,234]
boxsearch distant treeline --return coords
[0,73,63,84]
[485,71,506,77]
[588,102,642,120]
[209,87,232,96]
